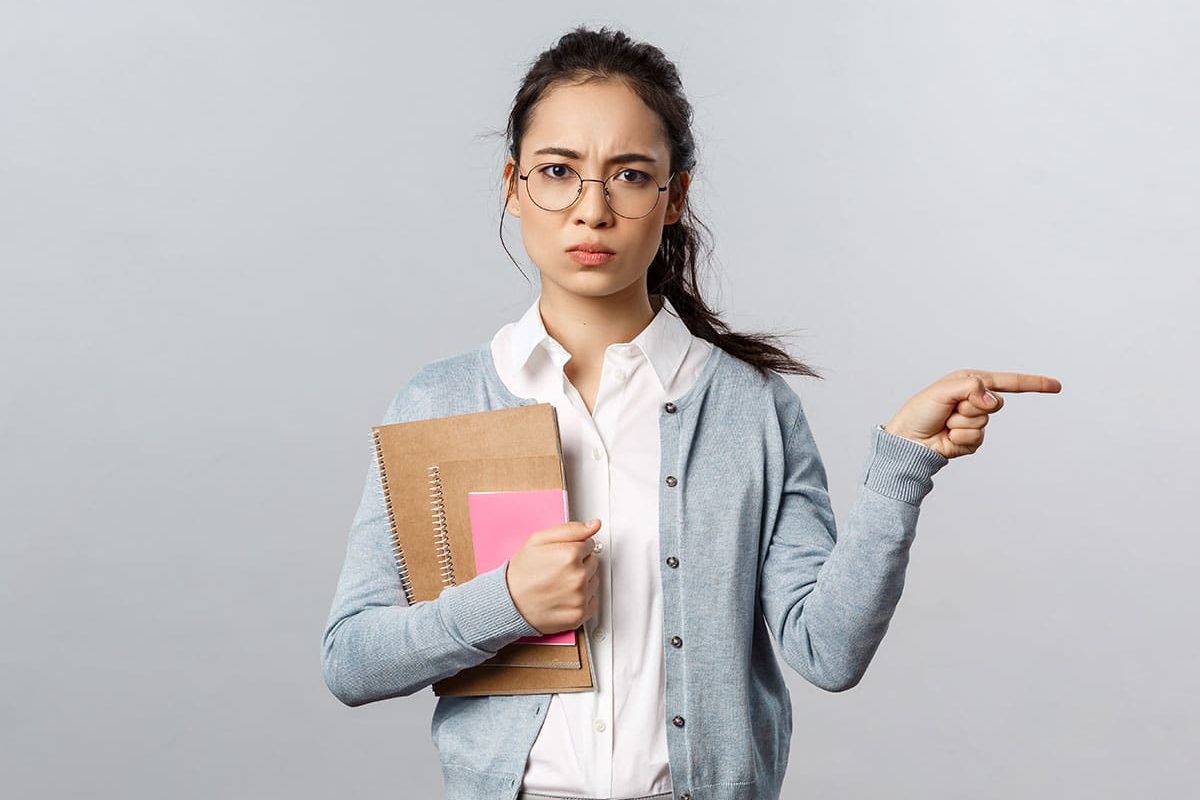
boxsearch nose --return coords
[573,178,614,227]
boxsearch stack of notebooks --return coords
[371,402,594,697]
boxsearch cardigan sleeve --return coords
[758,403,948,692]
[320,388,542,706]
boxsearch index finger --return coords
[973,371,1063,394]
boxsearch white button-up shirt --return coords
[489,292,714,799]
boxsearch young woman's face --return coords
[504,79,689,300]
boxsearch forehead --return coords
[522,80,669,161]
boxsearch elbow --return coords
[321,623,375,707]
[326,681,366,708]
[811,668,864,693]
[322,638,367,707]
[321,623,425,706]
[323,663,423,706]
[782,651,864,693]
[323,673,364,708]
[793,658,865,693]
[777,637,868,693]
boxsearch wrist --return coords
[881,422,923,445]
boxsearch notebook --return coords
[370,402,595,697]
[466,488,576,647]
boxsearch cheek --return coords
[630,220,666,257]
[518,216,555,257]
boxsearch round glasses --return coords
[518,162,676,220]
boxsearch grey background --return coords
[2,2,1196,798]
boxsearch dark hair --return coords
[494,24,823,381]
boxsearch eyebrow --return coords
[531,146,658,165]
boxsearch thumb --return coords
[950,375,997,409]
[540,518,601,543]
[976,387,998,409]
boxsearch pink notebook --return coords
[466,488,577,646]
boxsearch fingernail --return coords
[984,391,997,405]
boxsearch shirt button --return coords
[666,556,679,568]
[613,368,627,382]
[591,446,602,460]
[593,719,607,733]
[664,401,676,413]
[670,635,682,648]
[592,540,603,553]
[680,793,692,800]
[672,715,685,728]
[595,628,607,641]
[665,475,677,487]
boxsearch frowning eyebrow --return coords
[531,146,658,165]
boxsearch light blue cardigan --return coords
[322,340,949,800]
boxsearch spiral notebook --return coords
[370,402,594,697]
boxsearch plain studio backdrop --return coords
[2,2,1196,798]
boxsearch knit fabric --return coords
[322,340,949,800]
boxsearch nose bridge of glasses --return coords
[574,175,614,217]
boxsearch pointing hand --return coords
[882,369,1063,460]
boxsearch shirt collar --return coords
[508,293,694,392]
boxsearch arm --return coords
[759,402,948,692]
[320,394,541,706]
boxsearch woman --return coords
[322,25,1062,800]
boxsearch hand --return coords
[883,368,1063,460]
[505,519,602,635]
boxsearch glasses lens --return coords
[605,169,664,218]
[526,163,582,212]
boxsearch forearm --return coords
[321,450,540,706]
[322,562,537,705]
[762,422,948,692]
[771,478,923,691]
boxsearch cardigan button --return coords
[670,635,683,648]
[665,475,677,487]
[666,556,679,568]
[664,401,676,413]
[680,794,692,800]
[672,715,685,727]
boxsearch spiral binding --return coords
[373,429,417,606]
[428,464,457,588]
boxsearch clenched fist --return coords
[505,518,602,635]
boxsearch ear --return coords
[503,160,521,217]
[663,171,690,225]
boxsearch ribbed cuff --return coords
[439,561,542,652]
[862,424,949,505]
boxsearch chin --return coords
[539,265,638,298]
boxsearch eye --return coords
[537,163,574,180]
[614,169,651,185]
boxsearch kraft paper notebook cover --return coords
[370,403,594,697]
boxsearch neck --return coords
[537,281,661,364]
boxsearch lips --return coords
[567,243,616,254]
[567,248,616,266]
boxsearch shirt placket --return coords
[557,343,638,797]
